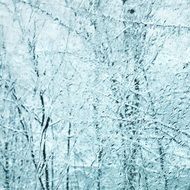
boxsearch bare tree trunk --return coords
[66,122,71,190]
[158,139,168,190]
[97,127,103,190]
[120,123,127,190]
[51,144,54,190]
[43,137,49,190]
[4,142,10,190]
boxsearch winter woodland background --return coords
[0,0,190,189]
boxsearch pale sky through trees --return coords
[0,0,190,190]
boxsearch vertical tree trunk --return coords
[4,142,10,190]
[51,149,54,190]
[66,122,71,190]
[158,139,168,190]
[120,123,127,190]
[43,138,49,190]
[96,126,103,190]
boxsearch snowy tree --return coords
[0,0,190,189]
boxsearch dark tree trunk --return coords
[66,122,71,190]
[97,147,103,190]
[4,142,10,190]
